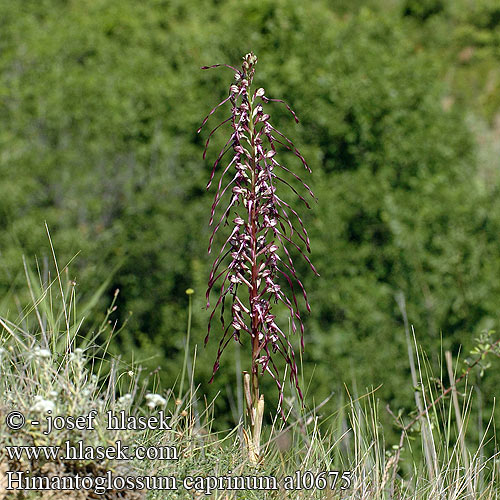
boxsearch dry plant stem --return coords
[389,336,500,496]
[243,372,254,425]
[243,372,264,464]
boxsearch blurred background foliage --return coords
[1,0,500,439]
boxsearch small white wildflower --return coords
[69,348,86,362]
[33,347,51,359]
[81,387,92,398]
[118,394,133,406]
[30,396,55,413]
[145,393,166,409]
[49,391,58,399]
[127,371,134,377]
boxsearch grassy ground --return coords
[1,255,500,499]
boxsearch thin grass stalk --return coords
[397,293,438,483]
[179,288,194,401]
[445,350,473,497]
[475,377,485,492]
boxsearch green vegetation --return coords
[1,0,500,484]
[1,275,499,499]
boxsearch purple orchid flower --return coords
[198,52,318,416]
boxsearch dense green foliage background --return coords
[1,0,500,438]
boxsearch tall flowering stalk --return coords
[198,52,317,461]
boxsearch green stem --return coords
[179,290,193,400]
